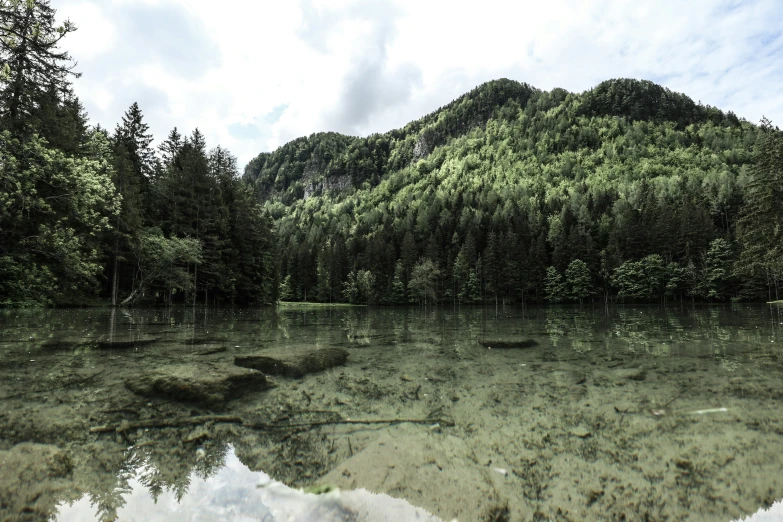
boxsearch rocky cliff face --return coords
[303,174,353,200]
[243,79,536,202]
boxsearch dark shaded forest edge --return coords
[2,1,783,307]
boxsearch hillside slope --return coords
[245,78,766,304]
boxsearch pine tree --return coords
[0,0,78,133]
[693,238,733,300]
[736,118,783,298]
[316,242,332,302]
[390,260,406,304]
[108,102,155,304]
[544,266,566,303]
[115,102,155,177]
[483,231,500,303]
[159,127,183,167]
[400,230,417,281]
[466,269,481,303]
[279,275,293,301]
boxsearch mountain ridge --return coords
[251,76,768,305]
[243,78,742,204]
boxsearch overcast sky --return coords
[57,0,783,169]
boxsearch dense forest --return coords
[245,81,783,305]
[2,1,782,308]
[0,0,276,307]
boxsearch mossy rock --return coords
[124,363,270,405]
[235,347,348,378]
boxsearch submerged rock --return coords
[320,426,498,522]
[611,368,647,384]
[183,336,229,346]
[234,347,348,378]
[40,340,84,351]
[41,338,158,351]
[94,339,158,350]
[0,443,73,521]
[478,339,538,349]
[124,363,270,405]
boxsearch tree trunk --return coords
[111,252,119,306]
[120,287,140,306]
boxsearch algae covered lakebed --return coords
[1,305,782,521]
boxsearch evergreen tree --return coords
[612,255,666,301]
[565,259,592,303]
[409,258,439,305]
[400,230,417,281]
[544,267,566,303]
[693,238,733,300]
[159,127,183,167]
[316,242,332,302]
[483,231,501,302]
[390,260,406,304]
[736,118,783,299]
[0,0,78,133]
[465,269,481,303]
[108,102,155,304]
[279,275,293,301]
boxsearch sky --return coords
[56,0,783,169]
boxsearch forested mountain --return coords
[245,79,782,305]
[2,1,781,308]
[0,0,276,307]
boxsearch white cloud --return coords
[57,0,783,168]
[59,1,117,60]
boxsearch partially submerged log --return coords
[478,339,538,349]
[235,347,348,378]
[124,363,270,406]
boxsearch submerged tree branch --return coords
[90,414,454,434]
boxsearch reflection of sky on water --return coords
[737,501,783,522]
[54,441,782,522]
[57,448,274,522]
[55,446,441,522]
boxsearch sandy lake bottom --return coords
[1,305,782,522]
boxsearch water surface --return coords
[1,305,782,521]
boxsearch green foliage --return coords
[735,118,783,293]
[0,0,78,134]
[390,261,407,305]
[0,131,118,305]
[279,275,293,301]
[343,269,375,305]
[612,255,666,301]
[0,9,773,309]
[580,78,739,129]
[544,267,566,303]
[464,269,481,303]
[565,260,592,303]
[664,261,688,299]
[0,10,277,307]
[408,258,439,305]
[257,77,759,305]
[122,228,202,305]
[692,238,733,300]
